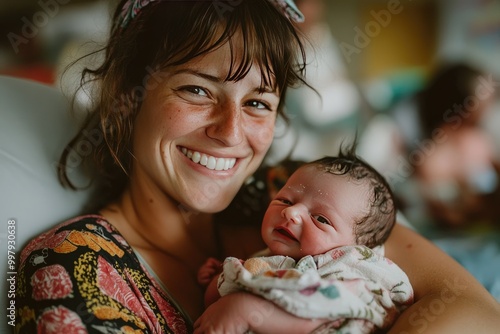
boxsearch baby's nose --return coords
[281,203,307,225]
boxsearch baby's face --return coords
[261,165,370,259]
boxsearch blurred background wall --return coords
[1,0,498,98]
[1,0,499,87]
[0,0,113,83]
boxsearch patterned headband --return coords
[119,0,304,29]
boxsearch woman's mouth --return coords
[181,147,236,171]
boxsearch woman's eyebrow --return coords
[171,69,223,83]
[172,68,277,94]
[255,86,278,94]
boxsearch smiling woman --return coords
[129,43,280,213]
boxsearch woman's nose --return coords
[281,204,307,225]
[206,101,244,146]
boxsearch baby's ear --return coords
[243,258,271,275]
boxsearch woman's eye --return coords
[246,100,271,110]
[313,215,330,225]
[182,86,208,97]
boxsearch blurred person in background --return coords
[408,62,500,231]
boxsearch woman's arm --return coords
[203,273,222,307]
[385,223,500,333]
[194,292,326,334]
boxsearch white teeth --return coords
[207,156,216,170]
[216,158,225,170]
[181,148,236,171]
[200,155,208,166]
[192,151,201,163]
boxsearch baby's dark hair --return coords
[307,143,396,248]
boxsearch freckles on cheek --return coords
[161,109,186,132]
[169,109,181,120]
[251,122,275,150]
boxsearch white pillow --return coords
[0,75,92,330]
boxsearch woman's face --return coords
[131,42,280,213]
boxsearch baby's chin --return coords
[267,244,302,260]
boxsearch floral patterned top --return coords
[15,215,191,334]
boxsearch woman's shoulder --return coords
[18,214,130,267]
[16,214,192,333]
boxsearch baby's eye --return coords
[312,215,330,225]
[277,198,293,205]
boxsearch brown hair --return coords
[309,143,396,248]
[59,0,308,208]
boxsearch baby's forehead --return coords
[286,165,373,219]
[288,165,371,195]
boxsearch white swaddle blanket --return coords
[218,245,413,333]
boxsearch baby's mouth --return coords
[275,227,298,242]
[181,147,236,171]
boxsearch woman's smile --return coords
[180,147,237,171]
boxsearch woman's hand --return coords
[194,293,325,334]
[194,293,255,334]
